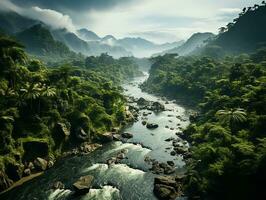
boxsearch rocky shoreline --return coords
[1,92,193,200]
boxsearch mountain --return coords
[53,30,131,58]
[16,24,76,61]
[0,10,184,58]
[0,11,38,34]
[99,36,184,57]
[156,32,215,56]
[52,29,91,55]
[77,28,100,41]
[211,4,266,53]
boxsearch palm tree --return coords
[216,108,247,133]
[41,85,56,98]
[20,83,42,110]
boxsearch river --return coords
[1,73,190,200]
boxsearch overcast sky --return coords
[1,0,262,43]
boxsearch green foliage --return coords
[144,44,266,199]
[0,36,141,184]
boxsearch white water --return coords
[2,73,190,200]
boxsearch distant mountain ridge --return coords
[0,10,189,59]
[155,32,215,56]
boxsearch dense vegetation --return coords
[142,49,266,199]
[0,35,141,191]
[210,3,266,54]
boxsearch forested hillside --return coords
[212,3,266,54]
[0,35,141,191]
[16,24,79,62]
[142,47,266,199]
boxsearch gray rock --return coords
[146,123,159,129]
[53,181,65,190]
[73,175,94,194]
[23,168,31,176]
[121,132,133,139]
[34,157,48,171]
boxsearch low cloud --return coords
[25,7,76,32]
[219,8,241,14]
[0,0,76,32]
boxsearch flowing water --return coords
[1,73,190,200]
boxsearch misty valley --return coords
[0,1,266,200]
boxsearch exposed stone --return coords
[174,147,187,154]
[154,176,177,188]
[146,123,159,129]
[151,102,165,112]
[34,157,48,171]
[53,181,65,190]
[121,132,133,139]
[167,161,175,167]
[23,168,31,176]
[73,175,94,194]
[113,134,122,141]
[170,151,176,156]
[117,153,126,159]
[137,97,149,106]
[142,121,147,125]
[165,137,174,142]
[153,184,176,200]
[107,157,117,165]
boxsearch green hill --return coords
[212,4,266,53]
[16,24,78,62]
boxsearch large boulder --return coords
[0,171,13,192]
[152,102,165,112]
[34,157,48,171]
[154,176,177,188]
[53,181,65,190]
[153,184,177,200]
[137,97,150,106]
[146,123,159,129]
[121,132,133,139]
[100,132,113,143]
[73,175,94,194]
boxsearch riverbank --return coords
[1,74,191,200]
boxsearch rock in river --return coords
[73,175,94,194]
[153,176,181,200]
[121,132,133,139]
[146,123,159,129]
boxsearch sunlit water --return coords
[1,73,190,200]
